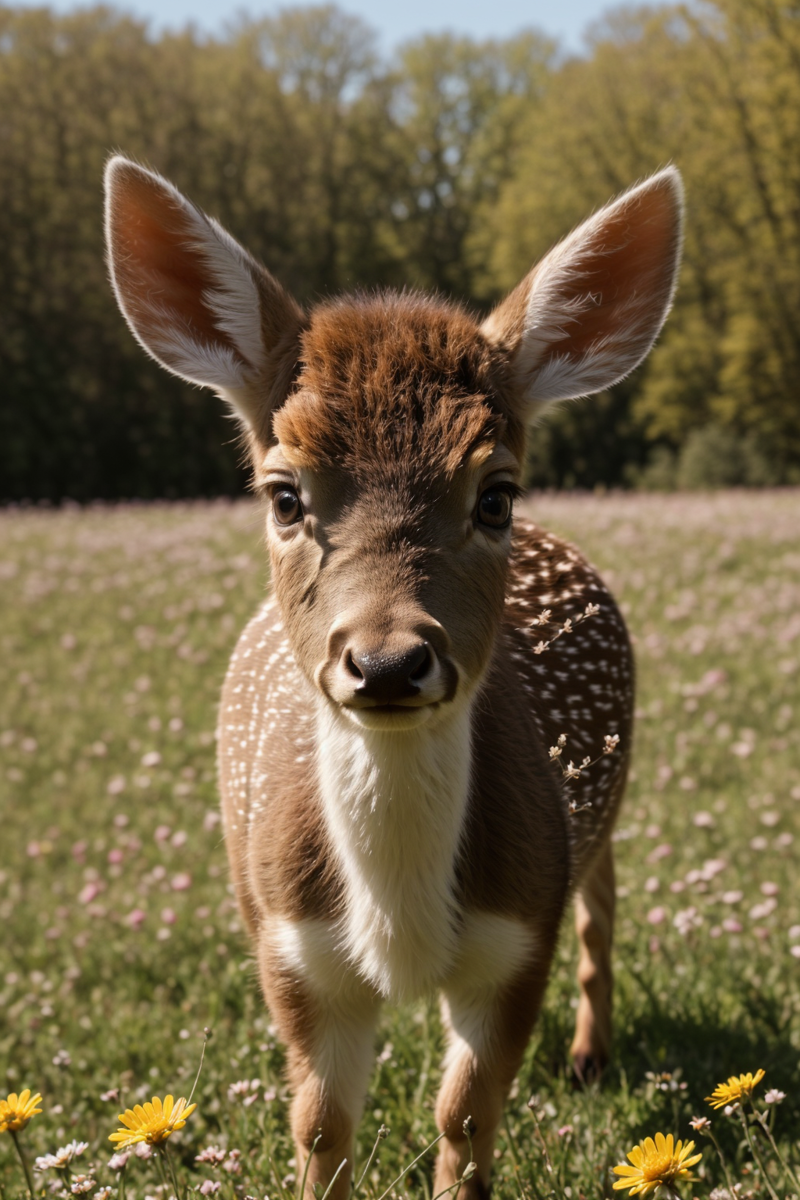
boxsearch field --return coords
[1,491,799,1199]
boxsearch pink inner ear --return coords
[547,179,679,358]
[109,166,239,357]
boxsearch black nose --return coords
[344,642,434,703]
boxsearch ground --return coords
[1,491,798,1198]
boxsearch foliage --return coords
[1,494,799,1197]
[2,0,800,497]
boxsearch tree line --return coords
[1,0,798,500]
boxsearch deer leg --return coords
[260,940,380,1200]
[570,839,615,1081]
[434,956,553,1200]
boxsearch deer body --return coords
[104,159,682,1198]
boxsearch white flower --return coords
[35,1142,89,1171]
[764,1089,786,1104]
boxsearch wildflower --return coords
[564,762,582,780]
[549,745,562,760]
[613,1133,701,1195]
[223,1149,242,1175]
[109,1094,197,1148]
[200,1183,221,1196]
[706,1070,765,1109]
[0,1089,43,1132]
[108,1151,131,1170]
[689,1116,711,1133]
[764,1089,785,1105]
[95,1190,113,1200]
[196,1146,226,1166]
[604,733,620,754]
[70,1174,94,1194]
[35,1141,89,1170]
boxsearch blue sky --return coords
[11,0,637,54]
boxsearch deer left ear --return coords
[481,166,684,404]
[104,156,304,435]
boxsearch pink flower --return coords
[161,907,177,925]
[107,848,124,865]
[126,908,147,929]
[171,872,192,891]
[78,883,102,905]
[647,906,668,926]
[722,917,743,933]
[154,825,171,844]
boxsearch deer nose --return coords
[342,641,435,703]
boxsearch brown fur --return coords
[104,158,682,1200]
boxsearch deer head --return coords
[105,157,682,731]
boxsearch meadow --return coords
[1,491,799,1199]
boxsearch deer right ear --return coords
[104,156,304,432]
[482,167,683,406]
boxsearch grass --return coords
[1,490,799,1199]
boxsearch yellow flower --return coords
[0,1090,43,1133]
[109,1095,197,1148]
[705,1069,766,1110]
[613,1132,702,1195]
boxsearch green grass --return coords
[1,491,799,1199]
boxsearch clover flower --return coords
[35,1140,89,1170]
[613,1132,701,1195]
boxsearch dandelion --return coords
[705,1070,765,1109]
[109,1094,197,1148]
[0,1089,43,1133]
[613,1133,701,1195]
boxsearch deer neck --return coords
[315,699,473,1002]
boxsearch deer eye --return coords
[476,486,513,530]
[272,487,302,526]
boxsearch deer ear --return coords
[104,156,303,431]
[482,167,683,404]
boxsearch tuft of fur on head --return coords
[272,292,527,474]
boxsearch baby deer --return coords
[105,157,682,1199]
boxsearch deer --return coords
[104,155,682,1199]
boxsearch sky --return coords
[10,0,637,55]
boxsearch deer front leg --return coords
[570,839,615,1081]
[260,924,381,1200]
[435,948,554,1200]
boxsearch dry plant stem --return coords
[704,1126,737,1197]
[527,1103,554,1179]
[503,1116,536,1200]
[738,1108,781,1200]
[187,1030,209,1107]
[298,1132,322,1200]
[269,1156,292,1200]
[749,1101,800,1193]
[374,1131,445,1200]
[355,1127,388,1191]
[164,1142,183,1200]
[119,1161,128,1200]
[9,1131,35,1199]
[318,1158,348,1200]
[432,1164,476,1200]
[154,1145,171,1195]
